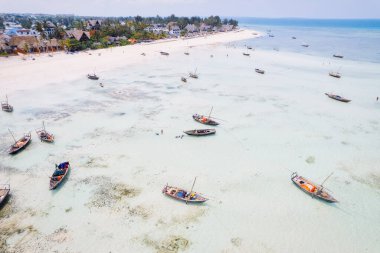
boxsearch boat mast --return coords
[321,172,334,188]
[208,106,213,119]
[186,177,197,204]
[43,121,46,131]
[8,129,17,143]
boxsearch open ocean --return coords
[237,18,380,63]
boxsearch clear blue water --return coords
[236,18,380,63]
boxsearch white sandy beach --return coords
[1,28,380,253]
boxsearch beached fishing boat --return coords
[243,53,250,56]
[8,132,31,155]
[325,93,351,103]
[247,46,253,50]
[333,54,343,58]
[160,51,169,56]
[329,72,341,78]
[292,36,297,39]
[301,44,309,47]
[184,129,216,136]
[189,68,198,79]
[255,68,265,74]
[36,121,54,143]
[291,172,338,203]
[0,184,10,207]
[181,77,187,83]
[193,114,219,125]
[87,74,99,80]
[193,107,219,126]
[50,162,70,190]
[162,178,208,204]
[1,95,13,112]
[184,52,190,55]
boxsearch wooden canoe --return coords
[50,162,70,190]
[193,114,219,126]
[36,130,55,142]
[255,68,265,74]
[181,77,187,83]
[329,72,341,78]
[0,184,10,207]
[184,129,216,136]
[162,185,208,203]
[243,53,250,56]
[8,133,31,154]
[291,172,338,203]
[333,54,343,58]
[160,51,169,56]
[325,93,351,103]
[1,102,13,112]
[87,74,99,80]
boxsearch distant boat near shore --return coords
[325,93,351,103]
[292,36,297,39]
[189,68,198,79]
[1,95,13,112]
[329,72,341,78]
[301,44,309,48]
[160,51,169,56]
[243,53,250,56]
[255,68,265,74]
[333,54,344,58]
[88,73,99,80]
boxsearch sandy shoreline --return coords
[1,27,380,253]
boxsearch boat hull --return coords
[291,173,337,203]
[162,185,208,203]
[50,162,70,190]
[0,184,10,207]
[8,134,31,154]
[184,129,216,136]
[193,114,219,126]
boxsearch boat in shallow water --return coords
[1,95,13,112]
[8,132,31,154]
[184,129,216,136]
[193,114,219,126]
[325,93,351,103]
[291,172,337,203]
[333,54,344,58]
[329,72,341,78]
[0,184,10,207]
[50,162,70,190]
[162,177,208,204]
[87,74,99,80]
[36,121,54,143]
[255,68,265,74]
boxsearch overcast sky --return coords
[1,0,379,18]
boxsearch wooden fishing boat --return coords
[36,121,54,143]
[255,68,265,74]
[243,53,250,56]
[8,132,31,155]
[325,93,351,103]
[184,52,190,55]
[50,162,70,190]
[247,46,253,50]
[184,129,216,136]
[1,95,13,112]
[189,68,198,79]
[160,51,169,56]
[333,54,343,58]
[291,172,338,203]
[162,177,208,204]
[193,114,219,126]
[141,53,146,56]
[268,34,275,37]
[87,74,99,80]
[181,77,187,83]
[329,72,341,78]
[292,36,297,39]
[0,184,10,207]
[301,44,309,47]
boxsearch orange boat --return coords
[291,172,337,203]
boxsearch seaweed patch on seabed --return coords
[33,110,71,121]
[155,208,207,229]
[339,165,380,190]
[142,235,190,253]
[0,202,39,253]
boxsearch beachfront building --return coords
[144,24,168,35]
[44,21,56,36]
[168,25,181,37]
[65,30,91,42]
[199,23,212,32]
[87,20,102,30]
[185,24,199,33]
[219,24,234,32]
[5,28,39,37]
[9,36,41,53]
